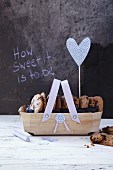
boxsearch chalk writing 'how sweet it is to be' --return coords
[12,47,54,83]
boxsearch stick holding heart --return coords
[66,37,91,97]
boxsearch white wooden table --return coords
[0,115,113,170]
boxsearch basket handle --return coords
[42,79,61,122]
[42,79,80,123]
[61,80,80,123]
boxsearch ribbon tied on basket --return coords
[54,113,70,133]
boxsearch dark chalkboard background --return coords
[0,0,113,118]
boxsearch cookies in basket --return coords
[18,94,103,113]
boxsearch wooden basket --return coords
[19,111,102,135]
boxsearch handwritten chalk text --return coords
[13,57,41,72]
[12,47,55,83]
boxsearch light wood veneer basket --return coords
[19,111,102,135]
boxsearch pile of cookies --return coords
[90,126,113,147]
[18,92,103,113]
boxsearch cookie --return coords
[30,94,38,110]
[102,126,113,135]
[56,95,62,109]
[100,135,113,146]
[94,96,103,112]
[90,132,105,144]
[90,132,113,147]
[79,95,89,108]
[61,96,68,109]
[41,92,46,110]
[30,94,43,113]
[18,105,26,112]
[88,97,95,107]
[73,96,79,108]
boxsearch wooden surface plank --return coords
[0,115,113,170]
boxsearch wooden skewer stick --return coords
[79,66,81,98]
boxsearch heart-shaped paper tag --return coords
[66,37,91,66]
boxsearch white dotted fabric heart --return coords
[66,37,91,66]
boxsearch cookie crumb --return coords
[84,144,90,148]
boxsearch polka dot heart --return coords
[66,37,91,66]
